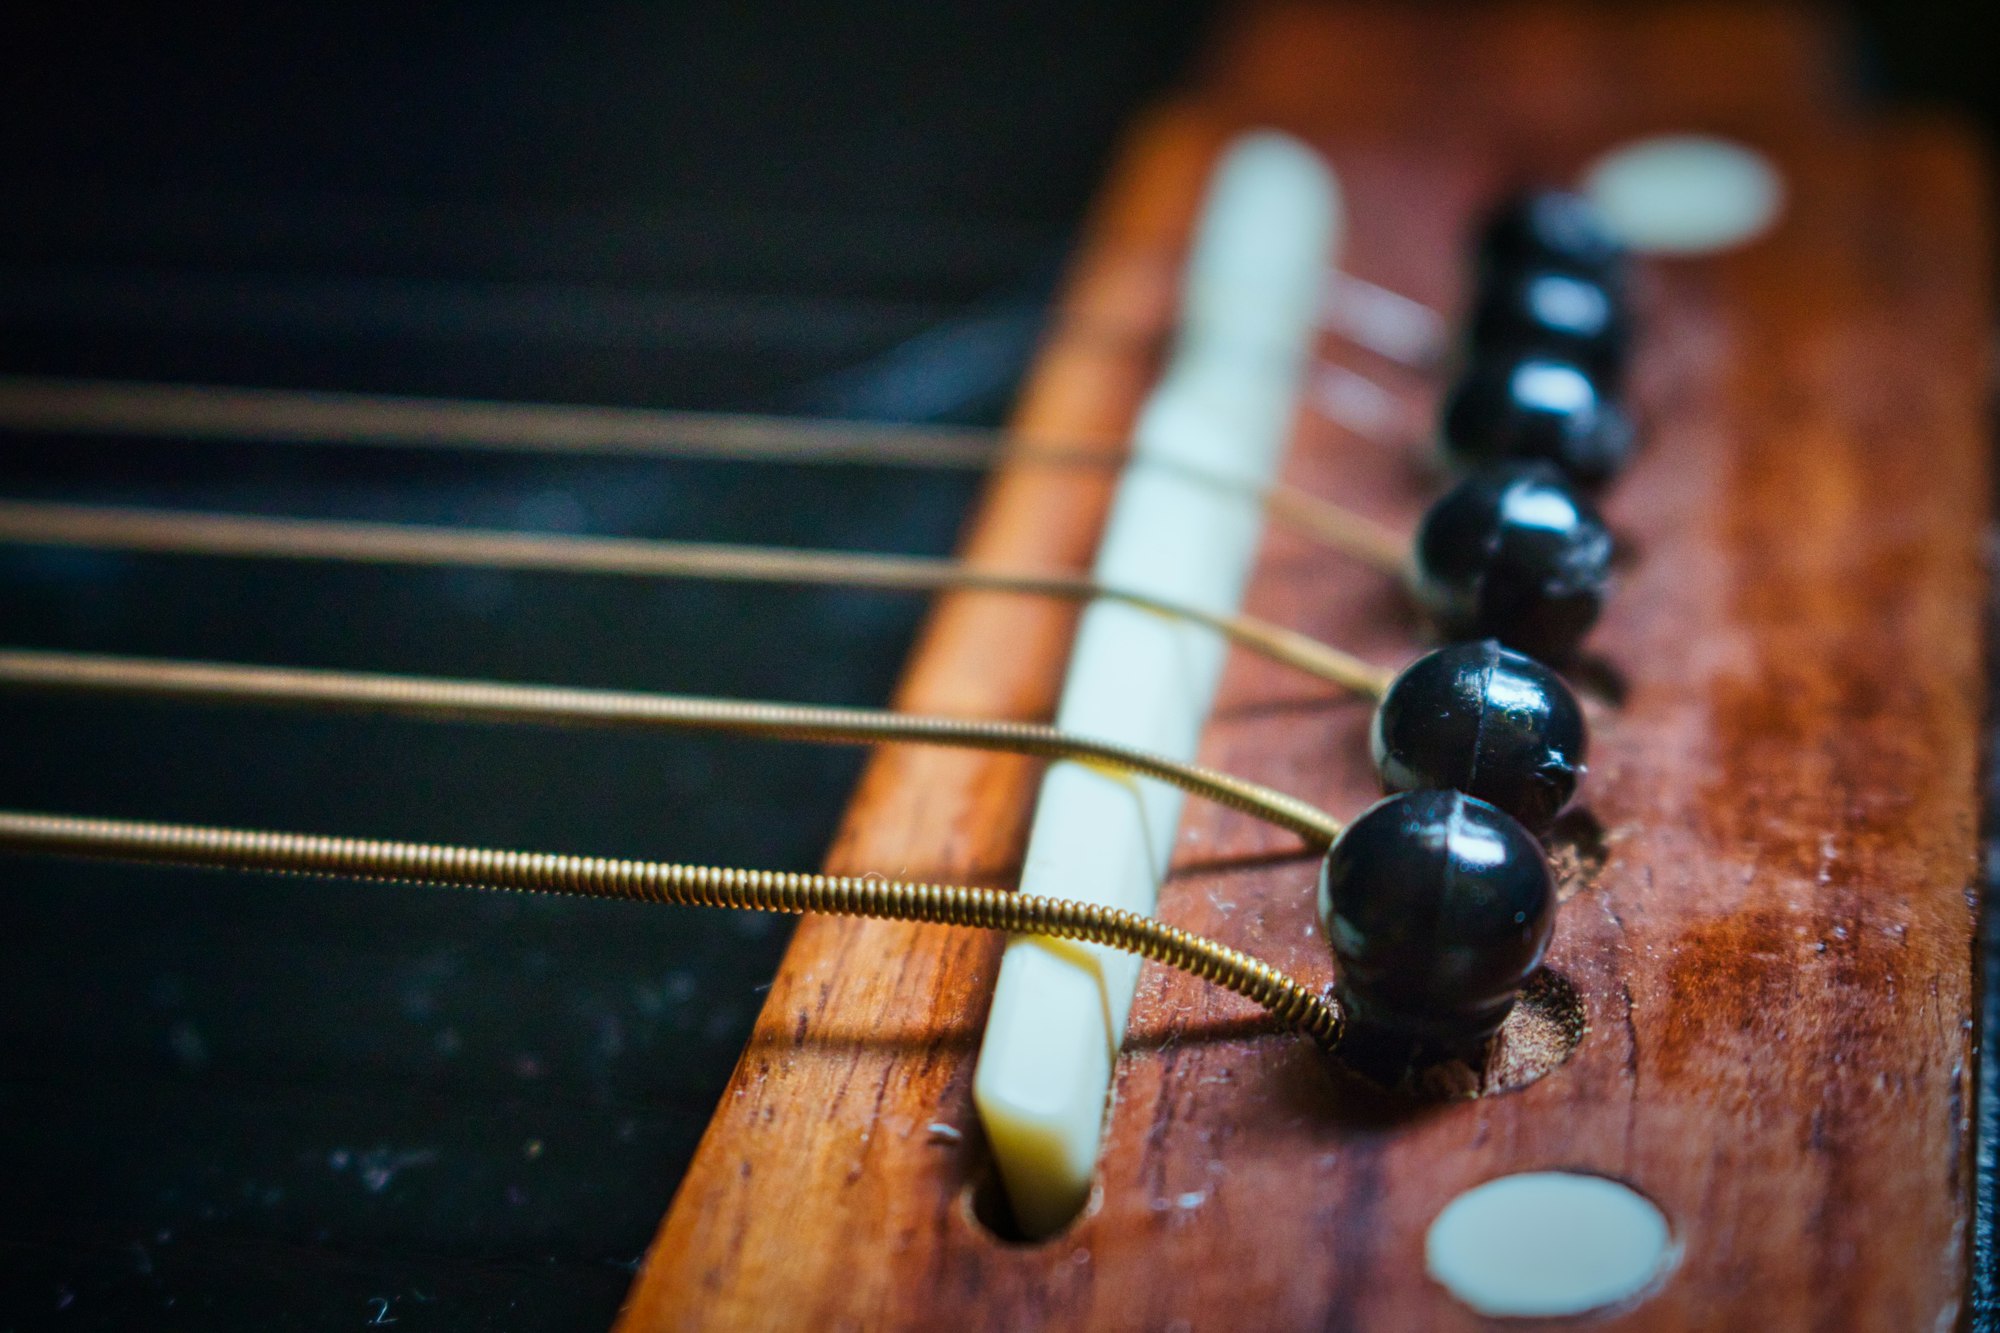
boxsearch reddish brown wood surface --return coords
[619,7,1990,1329]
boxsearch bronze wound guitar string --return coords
[0,648,1347,849]
[0,376,1415,574]
[0,501,1398,700]
[0,808,1346,1050]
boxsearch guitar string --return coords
[0,809,1345,1049]
[0,264,1447,459]
[0,501,1399,700]
[0,375,1416,572]
[0,648,1347,849]
[0,271,1445,1058]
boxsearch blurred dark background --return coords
[0,4,1991,1330]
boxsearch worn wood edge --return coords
[1877,107,1999,1329]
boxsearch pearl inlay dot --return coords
[1426,1172,1676,1317]
[1582,134,1784,255]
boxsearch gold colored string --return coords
[0,376,1413,574]
[0,501,1397,699]
[0,373,1022,465]
[0,808,1345,1050]
[0,649,1346,849]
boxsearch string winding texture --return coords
[0,649,1346,849]
[0,809,1345,1051]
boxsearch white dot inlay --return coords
[1582,134,1785,255]
[1426,1172,1676,1317]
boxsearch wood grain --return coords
[618,6,1989,1329]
